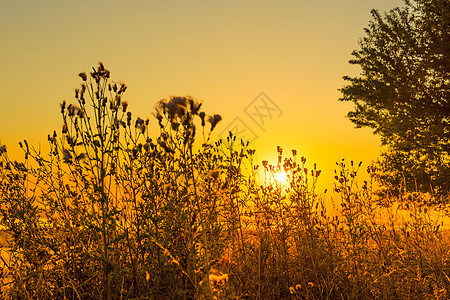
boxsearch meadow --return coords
[0,64,449,299]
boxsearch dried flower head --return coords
[189,99,202,115]
[121,101,128,112]
[137,124,146,134]
[118,82,127,94]
[79,72,87,81]
[277,146,283,155]
[60,100,66,114]
[207,114,222,131]
[199,112,206,126]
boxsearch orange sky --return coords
[0,0,404,192]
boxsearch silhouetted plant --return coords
[0,64,449,300]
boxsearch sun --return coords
[274,170,289,186]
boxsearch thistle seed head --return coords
[135,117,145,127]
[121,101,128,112]
[79,72,87,81]
[118,82,127,94]
[60,100,66,114]
[208,114,222,131]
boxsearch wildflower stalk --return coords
[2,63,449,299]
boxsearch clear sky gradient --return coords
[0,0,404,191]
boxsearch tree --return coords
[339,0,450,199]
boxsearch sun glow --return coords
[274,170,289,187]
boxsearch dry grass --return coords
[0,64,449,299]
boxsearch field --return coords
[0,65,449,299]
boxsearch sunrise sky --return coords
[0,0,405,191]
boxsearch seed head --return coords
[0,145,6,154]
[60,100,66,114]
[118,82,127,94]
[277,146,283,155]
[171,96,187,108]
[121,101,128,112]
[137,124,146,134]
[190,99,202,115]
[79,72,87,81]
[199,112,206,127]
[135,117,145,126]
[208,114,222,131]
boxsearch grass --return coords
[0,63,449,299]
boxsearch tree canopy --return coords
[339,0,449,199]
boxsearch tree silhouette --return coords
[339,0,449,199]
